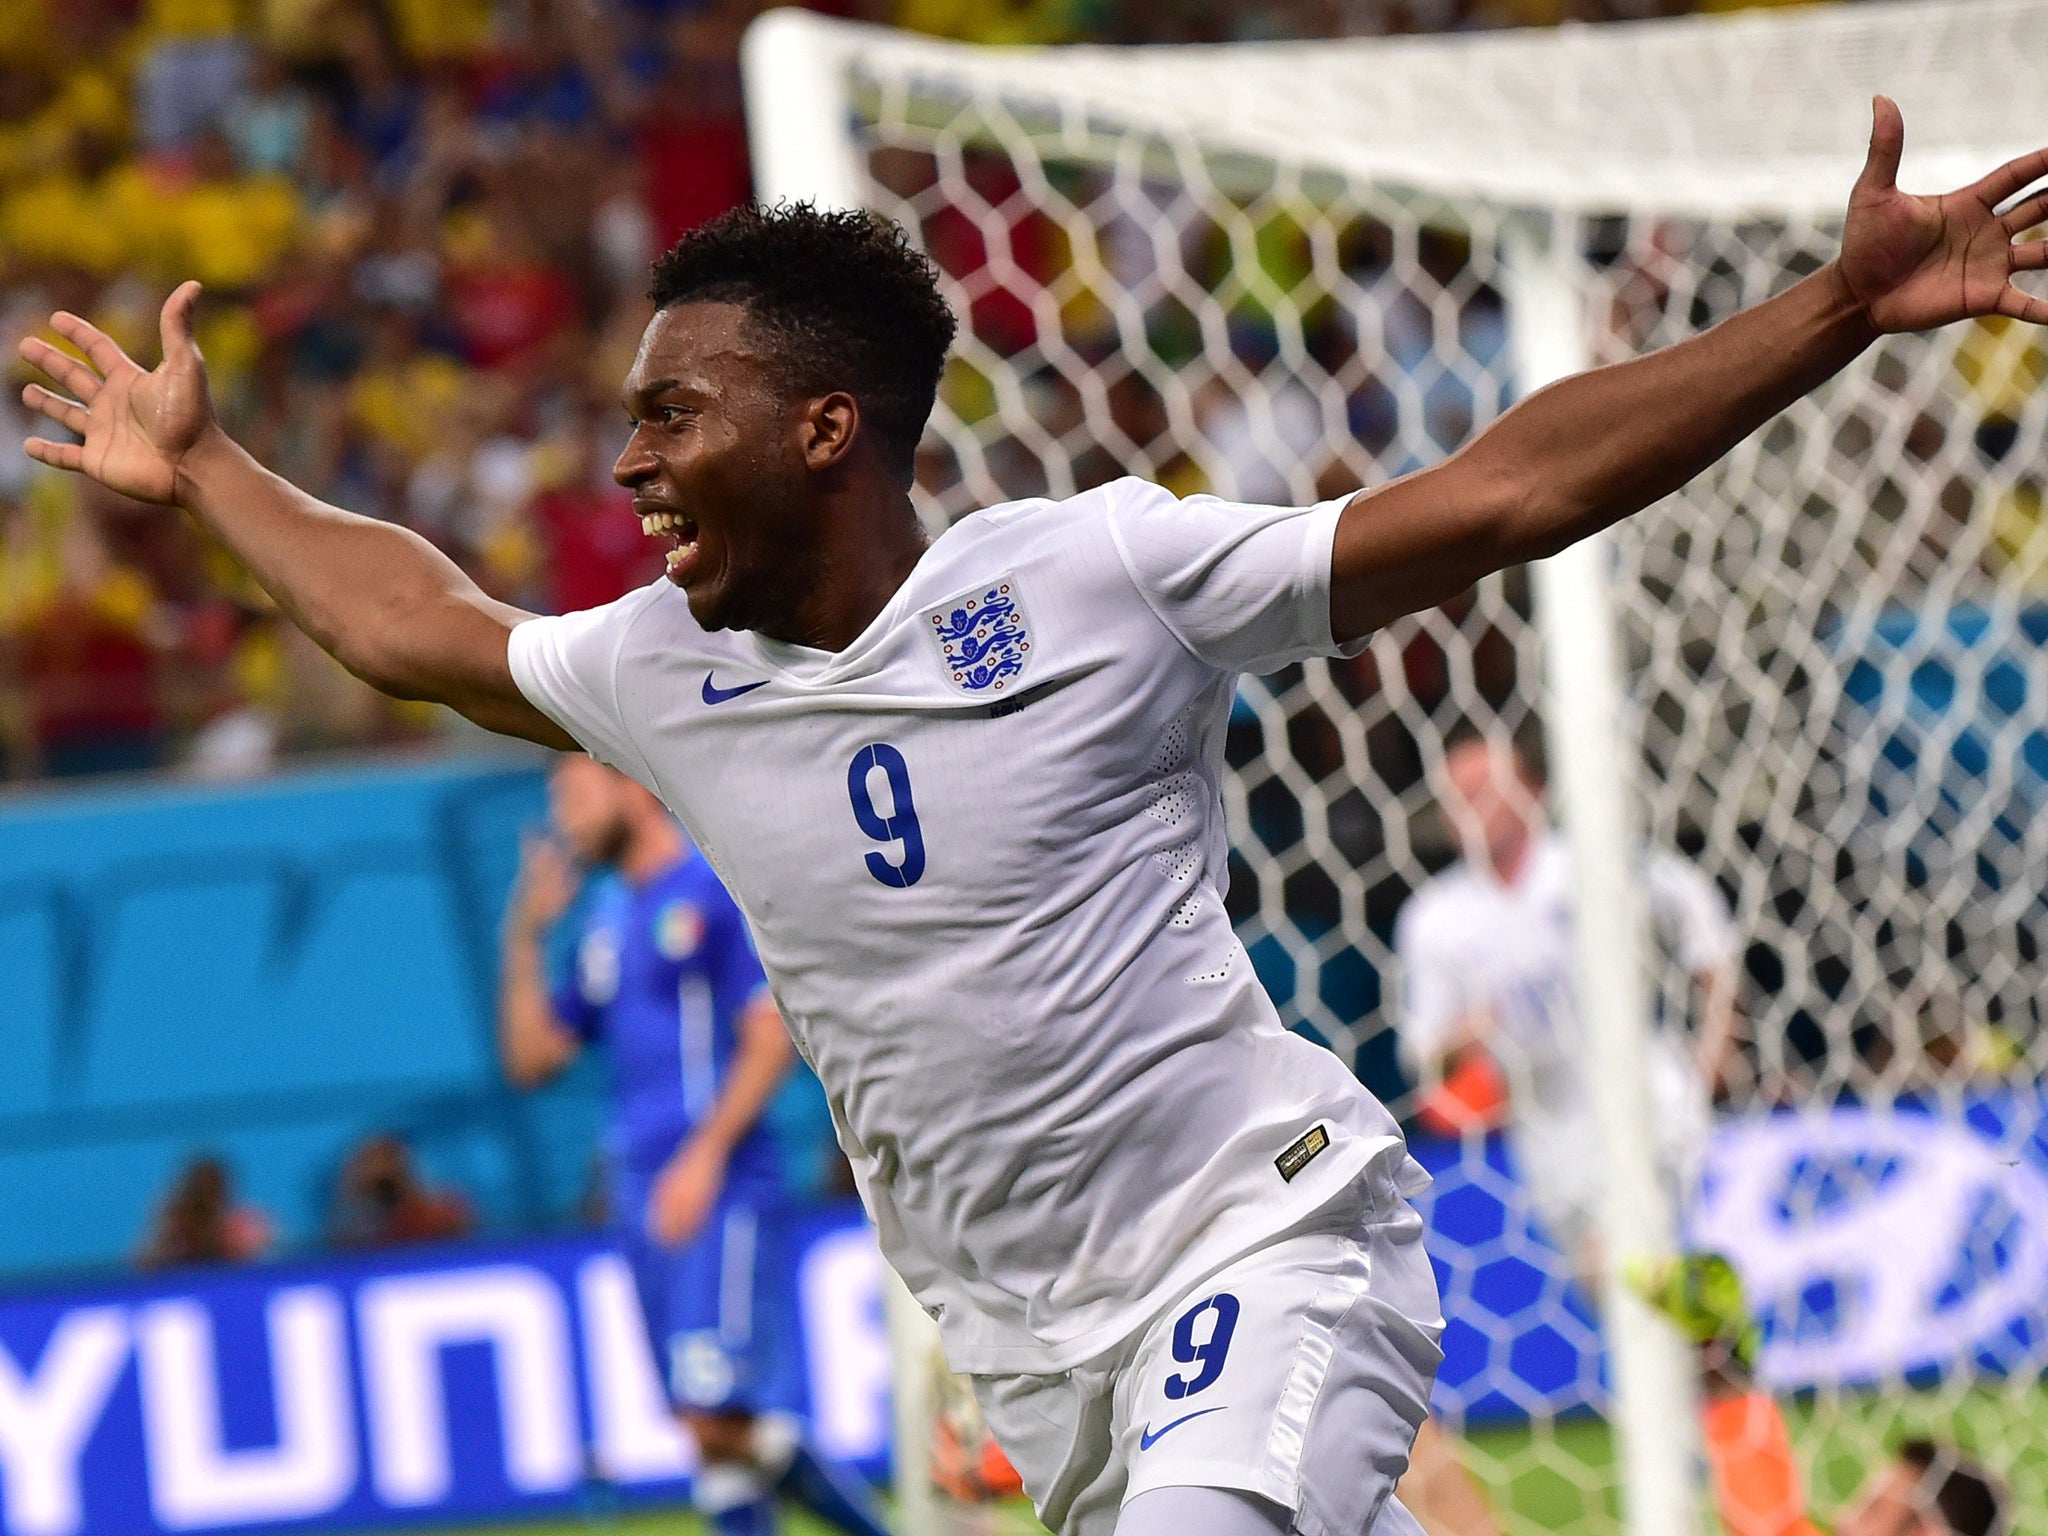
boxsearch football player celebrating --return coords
[22,100,2048,1536]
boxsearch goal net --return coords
[743,4,2048,1533]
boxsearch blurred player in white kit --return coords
[1396,733,1741,1276]
[20,99,2048,1536]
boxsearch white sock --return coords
[749,1409,803,1477]
[694,1464,772,1513]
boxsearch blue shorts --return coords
[612,1167,802,1415]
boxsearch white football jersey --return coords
[510,477,1420,1374]
[1394,830,1736,1190]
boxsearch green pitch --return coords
[356,1383,2048,1536]
[1456,1381,2048,1534]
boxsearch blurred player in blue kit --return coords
[498,754,888,1536]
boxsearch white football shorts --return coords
[972,1158,1445,1536]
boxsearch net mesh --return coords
[785,6,2048,1531]
[825,0,2048,219]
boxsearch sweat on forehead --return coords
[623,303,776,401]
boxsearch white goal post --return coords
[742,6,2048,1534]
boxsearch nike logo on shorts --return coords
[701,674,770,705]
[1138,1406,1225,1450]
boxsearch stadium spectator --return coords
[137,1155,273,1270]
[0,120,137,280]
[1193,327,1331,503]
[221,50,314,179]
[632,12,753,250]
[443,202,581,374]
[894,0,1093,44]
[3,480,171,777]
[165,127,304,292]
[334,25,421,184]
[329,1133,476,1250]
[133,0,250,154]
[526,396,663,613]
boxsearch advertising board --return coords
[4,1098,2039,1532]
[0,1207,886,1536]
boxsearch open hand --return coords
[1839,96,2048,333]
[19,280,217,505]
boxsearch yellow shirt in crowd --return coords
[1,161,300,288]
[350,354,475,465]
[139,0,248,41]
[893,0,1092,45]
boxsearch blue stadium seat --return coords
[81,872,286,1107]
[271,864,491,1086]
[0,759,602,1276]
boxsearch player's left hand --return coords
[1838,96,2048,333]
[647,1135,728,1247]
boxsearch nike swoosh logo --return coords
[1138,1406,1225,1450]
[701,674,770,705]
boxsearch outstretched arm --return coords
[19,282,573,747]
[1330,98,2048,642]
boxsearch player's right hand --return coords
[510,833,578,937]
[19,280,218,506]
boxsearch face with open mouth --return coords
[614,301,821,637]
[637,508,702,583]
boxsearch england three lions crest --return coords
[925,578,1033,695]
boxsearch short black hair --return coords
[1899,1440,2007,1536]
[649,203,957,480]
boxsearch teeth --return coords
[640,512,690,536]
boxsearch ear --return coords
[799,391,861,472]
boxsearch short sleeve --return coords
[1104,480,1360,675]
[507,589,659,781]
[1646,853,1739,974]
[1394,894,1465,1074]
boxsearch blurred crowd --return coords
[137,1135,473,1269]
[1,0,767,780]
[0,0,1844,784]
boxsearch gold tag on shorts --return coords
[1275,1123,1330,1182]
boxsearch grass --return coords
[355,1383,2048,1536]
[1457,1380,2048,1535]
